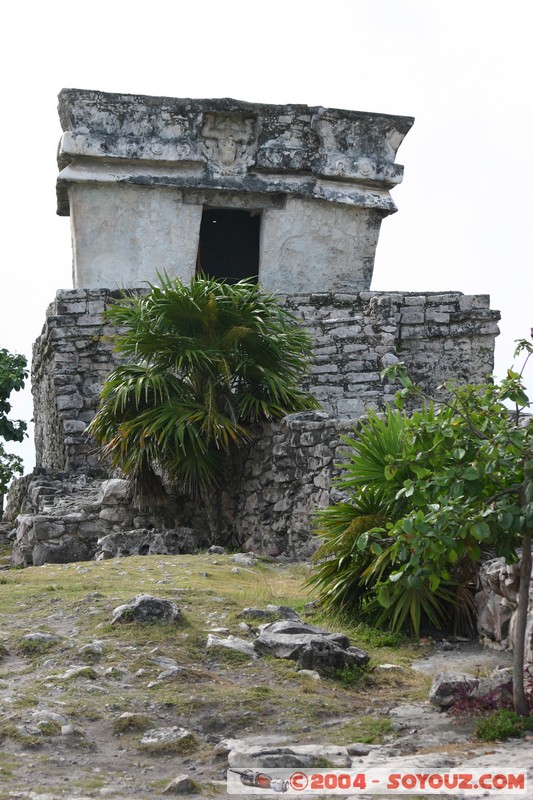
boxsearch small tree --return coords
[87,275,319,530]
[310,339,532,715]
[0,348,28,518]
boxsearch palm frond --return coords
[89,275,318,505]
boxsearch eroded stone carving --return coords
[200,112,256,173]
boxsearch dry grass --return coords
[0,553,433,770]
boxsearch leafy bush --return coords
[308,407,468,633]
[308,342,533,640]
[0,348,28,512]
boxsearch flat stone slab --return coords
[228,743,352,769]
[206,634,256,658]
[254,620,351,660]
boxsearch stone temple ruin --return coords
[7,89,501,569]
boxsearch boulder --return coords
[20,632,61,645]
[140,726,195,752]
[475,551,533,664]
[78,640,105,661]
[208,545,226,555]
[227,742,351,769]
[429,670,514,711]
[32,537,94,566]
[97,479,131,505]
[32,709,68,726]
[231,553,257,567]
[238,605,300,621]
[297,639,370,676]
[111,595,182,625]
[163,774,194,794]
[429,672,478,708]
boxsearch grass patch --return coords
[139,731,197,755]
[13,636,60,657]
[64,666,99,681]
[0,724,43,748]
[333,664,372,688]
[72,777,107,790]
[62,702,104,722]
[207,647,253,666]
[112,713,153,734]
[37,721,62,736]
[0,753,15,777]
[0,552,433,792]
[329,716,394,745]
[248,685,273,699]
[309,609,410,650]
[476,710,533,741]
[10,692,40,709]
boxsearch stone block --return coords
[99,506,133,524]
[56,394,84,412]
[400,310,425,324]
[425,310,450,323]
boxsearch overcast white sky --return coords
[1,0,531,473]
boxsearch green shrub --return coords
[476,709,533,741]
[307,407,462,633]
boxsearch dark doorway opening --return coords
[197,209,260,283]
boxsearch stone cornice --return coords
[56,89,414,217]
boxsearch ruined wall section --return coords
[280,291,498,412]
[230,413,353,557]
[391,292,499,389]
[32,289,499,476]
[32,289,125,472]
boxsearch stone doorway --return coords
[197,208,260,283]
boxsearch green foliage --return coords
[333,664,371,687]
[88,275,318,504]
[330,716,393,745]
[0,348,28,502]
[0,349,27,443]
[476,709,533,741]
[309,340,532,636]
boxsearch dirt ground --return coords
[0,554,531,799]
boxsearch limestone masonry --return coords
[33,288,499,475]
[10,90,501,568]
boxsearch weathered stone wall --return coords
[15,283,502,564]
[231,413,354,557]
[7,414,355,565]
[282,291,499,416]
[32,289,500,474]
[32,290,125,472]
[6,473,205,567]
[476,554,533,664]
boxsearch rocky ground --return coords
[0,551,531,799]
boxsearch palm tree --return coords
[87,275,319,523]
